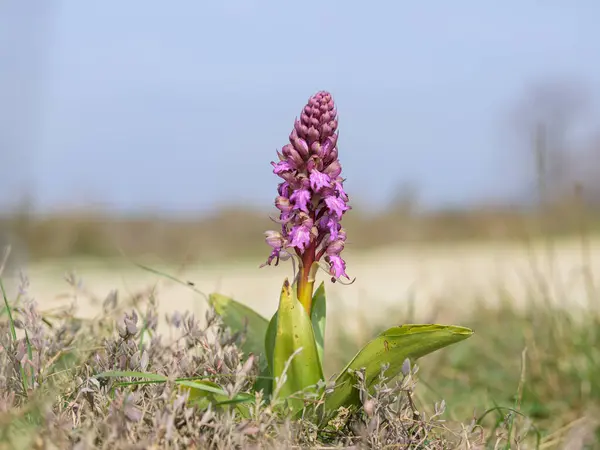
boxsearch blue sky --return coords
[2,1,599,214]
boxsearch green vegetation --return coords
[329,295,600,448]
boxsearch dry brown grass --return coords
[0,272,483,449]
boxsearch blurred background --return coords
[2,1,600,266]
[3,3,600,443]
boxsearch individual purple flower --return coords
[289,225,311,252]
[318,214,340,242]
[262,230,287,266]
[327,254,348,279]
[275,196,292,213]
[272,160,294,174]
[325,195,349,219]
[262,91,351,314]
[290,188,311,213]
[309,169,331,192]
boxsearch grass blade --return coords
[95,371,252,403]
[0,278,17,341]
[95,370,168,382]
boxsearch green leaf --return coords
[177,379,236,397]
[176,379,254,404]
[253,367,273,398]
[178,381,254,419]
[311,282,327,366]
[185,387,223,409]
[265,312,278,372]
[253,311,278,396]
[95,370,168,382]
[208,293,269,371]
[272,279,324,412]
[325,324,473,414]
[96,371,225,395]
[178,380,254,416]
[96,371,253,410]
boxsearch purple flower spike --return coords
[263,91,351,312]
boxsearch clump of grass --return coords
[0,271,482,449]
[328,285,600,449]
[423,301,600,448]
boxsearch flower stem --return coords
[297,243,317,315]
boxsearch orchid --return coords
[262,91,351,314]
[202,90,472,419]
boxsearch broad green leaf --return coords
[253,311,278,396]
[273,279,324,412]
[265,312,278,372]
[208,293,269,371]
[253,367,273,398]
[311,282,326,366]
[135,261,271,367]
[325,324,473,414]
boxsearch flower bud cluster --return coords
[264,91,350,280]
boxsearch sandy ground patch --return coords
[4,238,600,336]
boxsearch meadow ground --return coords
[3,237,600,447]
